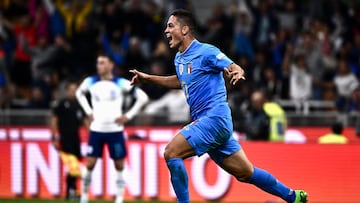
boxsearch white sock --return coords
[81,168,92,196]
[115,170,125,203]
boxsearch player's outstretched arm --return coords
[130,69,181,89]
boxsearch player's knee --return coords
[163,147,174,160]
[86,163,95,171]
[234,166,253,182]
[86,157,97,170]
[114,160,124,171]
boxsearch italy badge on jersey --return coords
[186,63,192,74]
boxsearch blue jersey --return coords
[175,40,233,120]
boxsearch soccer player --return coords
[130,9,308,203]
[76,53,149,203]
[51,80,86,200]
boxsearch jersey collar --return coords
[179,39,198,55]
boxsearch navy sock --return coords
[248,167,295,203]
[166,158,189,203]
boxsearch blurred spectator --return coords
[318,122,348,144]
[250,0,278,48]
[270,29,289,78]
[140,60,169,100]
[1,12,37,99]
[204,3,234,54]
[42,0,66,37]
[25,85,50,109]
[349,32,360,78]
[279,55,291,99]
[70,19,98,78]
[276,0,300,33]
[244,89,286,142]
[234,2,253,36]
[0,39,9,86]
[100,29,129,72]
[124,36,147,78]
[259,67,282,99]
[252,51,268,86]
[233,11,254,62]
[52,34,72,81]
[143,89,190,124]
[0,44,7,108]
[20,34,57,81]
[143,0,166,48]
[55,0,93,39]
[99,1,126,43]
[29,0,50,38]
[290,54,312,101]
[1,0,29,20]
[334,59,359,111]
[351,87,360,137]
[150,40,174,74]
[124,0,150,39]
[294,30,323,98]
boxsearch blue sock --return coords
[248,167,295,203]
[166,158,189,203]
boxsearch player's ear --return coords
[182,25,190,36]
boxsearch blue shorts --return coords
[180,116,242,165]
[87,131,127,160]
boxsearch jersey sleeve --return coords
[116,78,133,93]
[76,77,93,115]
[203,46,233,72]
[116,78,149,119]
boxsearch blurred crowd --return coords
[0,0,359,116]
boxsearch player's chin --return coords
[169,41,180,49]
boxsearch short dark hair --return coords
[170,9,197,34]
[97,52,114,63]
[332,122,343,134]
[64,78,78,89]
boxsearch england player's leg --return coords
[212,139,307,203]
[107,131,127,203]
[80,132,105,203]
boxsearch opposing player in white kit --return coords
[76,53,149,203]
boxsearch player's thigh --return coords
[182,116,233,156]
[87,131,105,158]
[221,149,254,181]
[164,133,196,160]
[106,131,127,160]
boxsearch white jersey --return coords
[76,75,149,132]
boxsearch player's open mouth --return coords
[166,34,173,45]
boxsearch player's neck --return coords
[100,73,113,80]
[179,36,195,53]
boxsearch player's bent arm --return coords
[130,69,181,89]
[148,75,181,89]
[75,82,93,116]
[125,87,149,120]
